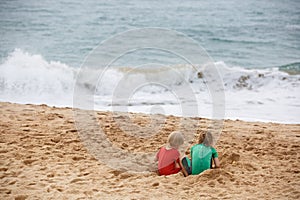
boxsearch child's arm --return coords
[211,148,220,168]
[213,157,220,168]
[175,159,180,169]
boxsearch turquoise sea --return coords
[0,0,299,122]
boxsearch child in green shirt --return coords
[181,132,220,176]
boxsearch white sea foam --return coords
[0,49,299,123]
[0,49,76,106]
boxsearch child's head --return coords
[167,131,184,149]
[198,132,214,146]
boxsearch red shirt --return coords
[156,147,181,176]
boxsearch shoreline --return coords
[0,102,299,199]
[1,101,299,125]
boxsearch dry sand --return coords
[0,102,299,199]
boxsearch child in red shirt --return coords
[155,131,184,176]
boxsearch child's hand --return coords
[175,161,180,169]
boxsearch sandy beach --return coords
[0,102,299,199]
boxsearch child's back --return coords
[181,132,220,176]
[156,146,181,175]
[156,131,184,176]
[191,143,218,175]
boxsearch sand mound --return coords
[0,102,299,199]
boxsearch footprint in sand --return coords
[15,195,28,200]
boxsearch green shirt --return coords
[191,143,218,175]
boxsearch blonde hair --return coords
[167,131,184,149]
[198,132,205,144]
[199,132,214,146]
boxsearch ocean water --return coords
[0,0,299,123]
